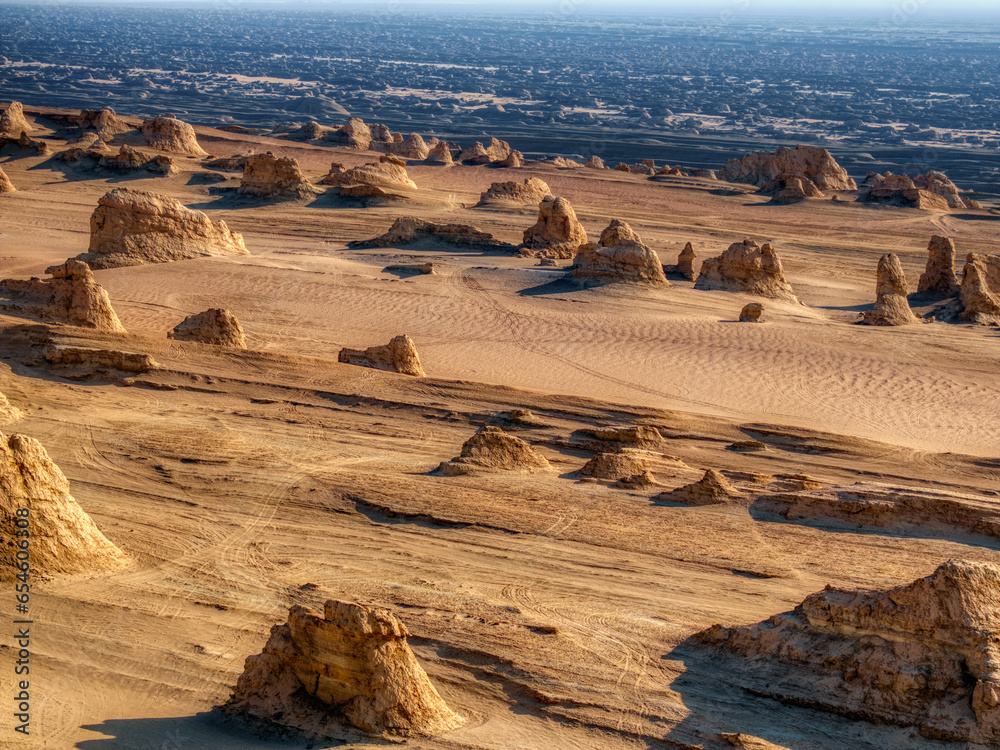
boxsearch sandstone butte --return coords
[719,145,857,197]
[694,239,799,302]
[571,219,669,285]
[338,334,425,376]
[0,259,126,332]
[860,253,920,326]
[168,308,248,348]
[519,195,588,259]
[438,425,551,476]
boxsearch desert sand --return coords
[2,104,1000,749]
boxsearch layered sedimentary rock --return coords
[457,137,513,165]
[0,165,14,193]
[656,470,743,506]
[71,107,131,141]
[168,309,247,348]
[352,218,513,251]
[1,432,126,580]
[580,450,651,481]
[0,101,31,136]
[519,195,588,259]
[204,152,253,172]
[858,171,980,210]
[477,177,551,206]
[0,260,125,332]
[98,144,175,175]
[438,425,550,476]
[339,334,424,376]
[79,188,248,269]
[960,253,1000,324]
[663,242,696,280]
[228,600,463,738]
[861,253,919,326]
[571,220,668,285]
[374,132,430,160]
[697,560,1000,745]
[694,240,798,302]
[44,346,157,375]
[239,152,318,200]
[320,157,417,200]
[719,145,856,197]
[140,115,208,157]
[917,235,960,295]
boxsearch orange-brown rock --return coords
[352,217,513,251]
[425,140,454,166]
[325,117,373,149]
[0,165,14,193]
[44,345,157,374]
[239,152,318,200]
[739,302,764,322]
[0,260,125,332]
[694,240,798,302]
[960,253,1000,324]
[655,470,743,506]
[0,392,20,423]
[457,137,513,165]
[320,157,417,200]
[585,155,606,169]
[140,115,208,157]
[580,450,652,480]
[477,177,551,206]
[861,253,919,326]
[168,309,247,348]
[676,242,696,280]
[917,235,960,295]
[0,101,31,136]
[70,107,131,141]
[572,220,668,285]
[339,334,424,376]
[520,195,588,259]
[228,600,463,739]
[438,425,550,476]
[719,145,856,195]
[858,171,979,210]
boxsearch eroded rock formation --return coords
[477,177,551,206]
[858,171,980,210]
[694,240,798,302]
[580,450,651,481]
[0,165,14,193]
[239,152,318,200]
[320,157,417,200]
[0,392,21,423]
[0,101,31,136]
[169,309,247,348]
[571,220,668,285]
[352,218,513,251]
[79,188,248,269]
[457,137,513,165]
[438,425,550,476]
[918,235,960,295]
[425,140,454,166]
[70,107,131,141]
[656,470,743,506]
[325,117,373,149]
[0,260,125,332]
[339,334,424,376]
[861,253,919,326]
[960,253,1000,324]
[719,145,856,197]
[519,195,588,259]
[140,115,208,157]
[228,600,463,739]
[739,303,764,322]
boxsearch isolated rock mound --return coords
[520,195,588,259]
[0,392,21,423]
[325,117,373,149]
[71,107,131,141]
[140,115,208,157]
[960,253,1000,324]
[478,177,551,206]
[339,334,424,376]
[572,220,668,285]
[677,243,696,280]
[79,188,248,269]
[0,260,125,332]
[858,171,979,210]
[0,165,14,193]
[425,140,454,166]
[374,132,430,160]
[169,309,247,348]
[457,137,513,165]
[320,157,417,200]
[1,432,126,580]
[698,560,1000,744]
[0,101,31,136]
[918,235,960,295]
[656,470,742,506]
[861,253,919,326]
[352,218,513,251]
[580,450,651,481]
[694,240,798,302]
[719,145,856,196]
[228,600,463,739]
[438,425,550,476]
[239,152,318,200]
[739,302,764,322]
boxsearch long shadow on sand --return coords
[517,275,587,297]
[26,155,171,185]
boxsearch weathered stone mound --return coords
[96,144,175,175]
[79,188,248,269]
[70,107,132,141]
[140,115,208,157]
[239,152,318,200]
[0,165,14,193]
[571,220,668,285]
[739,303,764,322]
[580,450,651,481]
[168,309,247,348]
[0,101,32,136]
[44,345,157,374]
[373,132,431,160]
[0,260,125,332]
[477,177,551,206]
[0,392,21,423]
[918,236,960,295]
[858,171,980,210]
[694,240,798,302]
[425,140,454,166]
[519,195,588,259]
[438,425,550,476]
[457,137,515,165]
[585,155,606,169]
[352,217,512,251]
[325,117,373,149]
[204,152,253,172]
[960,253,1000,324]
[1,432,126,580]
[320,157,417,200]
[2,131,48,155]
[698,560,1000,744]
[656,470,743,506]
[227,600,463,739]
[861,253,919,326]
[719,145,856,196]
[339,334,424,377]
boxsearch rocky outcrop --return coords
[580,450,651,481]
[44,346,157,375]
[457,137,513,165]
[0,165,14,193]
[477,177,551,206]
[204,152,253,172]
[739,302,764,322]
[1,432,126,580]
[239,152,318,200]
[79,188,248,269]
[325,117,373,149]
[352,218,513,251]
[3,131,48,155]
[571,220,668,285]
[0,392,20,423]
[719,145,856,197]
[697,560,1000,745]
[677,243,696,280]
[320,157,417,200]
[694,240,798,302]
[70,107,131,141]
[168,309,247,348]
[425,140,454,166]
[374,132,430,160]
[959,253,1000,324]
[97,144,175,175]
[0,260,125,332]
[861,253,919,326]
[438,425,550,476]
[228,600,463,739]
[140,115,208,157]
[585,155,606,169]
[498,150,525,168]
[339,334,424,376]
[917,235,960,295]
[519,195,588,259]
[0,101,31,136]
[655,470,743,506]
[771,176,824,203]
[858,171,980,210]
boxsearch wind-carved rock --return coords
[425,140,454,166]
[70,107,132,141]
[0,101,32,136]
[0,165,14,193]
[694,240,798,302]
[677,243,696,280]
[239,152,318,200]
[457,137,514,165]
[1,432,126,580]
[477,177,551,206]
[571,220,668,285]
[719,145,856,197]
[0,260,125,332]
[438,425,550,476]
[339,334,424,376]
[325,117,373,149]
[79,188,248,269]
[169,309,247,348]
[739,302,764,322]
[0,392,20,423]
[697,560,1000,745]
[960,253,1000,324]
[858,171,980,210]
[917,235,960,295]
[861,253,919,326]
[140,115,208,157]
[585,155,606,169]
[227,600,463,739]
[656,469,743,506]
[351,218,514,251]
[519,195,588,259]
[320,156,417,200]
